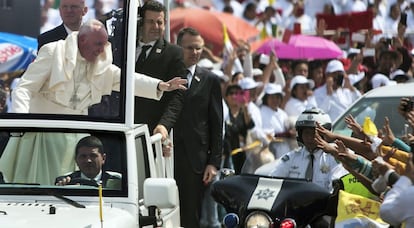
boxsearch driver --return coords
[256,108,343,192]
[55,136,121,188]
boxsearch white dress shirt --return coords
[269,147,342,192]
[284,96,318,121]
[380,176,414,227]
[313,84,361,122]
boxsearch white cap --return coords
[198,58,214,69]
[371,74,397,89]
[238,77,263,90]
[252,68,263,77]
[348,72,365,85]
[325,59,344,74]
[290,75,315,90]
[389,69,407,80]
[211,69,229,82]
[348,48,361,55]
[264,83,283,95]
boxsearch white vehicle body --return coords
[0,121,180,228]
[0,0,181,227]
[332,82,414,138]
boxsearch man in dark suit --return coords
[37,0,88,50]
[55,135,121,189]
[135,0,186,143]
[174,27,223,228]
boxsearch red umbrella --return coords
[253,35,343,60]
[170,7,260,55]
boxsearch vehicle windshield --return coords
[0,129,127,197]
[333,96,407,138]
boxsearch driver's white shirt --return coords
[80,170,102,182]
[269,147,341,192]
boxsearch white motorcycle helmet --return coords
[295,108,332,145]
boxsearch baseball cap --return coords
[252,68,263,77]
[264,83,283,95]
[348,72,365,85]
[211,69,229,82]
[238,77,263,90]
[371,74,397,89]
[389,69,408,81]
[289,75,315,90]
[325,59,345,74]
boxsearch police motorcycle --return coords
[212,174,339,228]
[212,109,341,228]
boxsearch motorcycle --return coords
[211,173,338,228]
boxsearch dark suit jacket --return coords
[37,24,68,51]
[55,170,121,188]
[174,66,223,174]
[134,39,186,131]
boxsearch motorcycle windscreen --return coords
[212,174,332,225]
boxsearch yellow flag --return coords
[222,23,243,73]
[223,24,231,47]
[260,26,268,40]
[335,190,389,227]
[362,116,378,136]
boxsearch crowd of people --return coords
[0,0,412,227]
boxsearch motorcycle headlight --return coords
[244,211,273,228]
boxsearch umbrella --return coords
[170,7,260,55]
[254,35,343,60]
[0,32,37,74]
[253,38,290,57]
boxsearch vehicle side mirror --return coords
[143,178,179,208]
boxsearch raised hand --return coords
[345,114,364,139]
[158,77,187,91]
[380,117,396,146]
[315,121,336,142]
[335,139,358,165]
[315,130,337,155]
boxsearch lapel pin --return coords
[156,48,162,53]
[195,76,200,82]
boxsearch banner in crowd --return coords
[0,32,37,74]
[335,190,388,227]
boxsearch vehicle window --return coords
[0,130,127,196]
[333,97,406,138]
[135,134,150,200]
[1,6,126,123]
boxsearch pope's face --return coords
[76,146,105,179]
[78,28,108,62]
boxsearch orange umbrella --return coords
[169,7,260,55]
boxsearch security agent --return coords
[267,108,342,192]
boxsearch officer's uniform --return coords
[269,147,342,192]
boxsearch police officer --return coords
[268,108,342,192]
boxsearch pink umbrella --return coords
[254,35,343,60]
[254,38,291,57]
